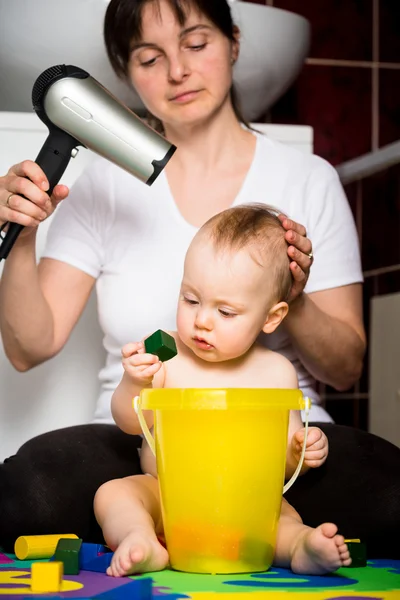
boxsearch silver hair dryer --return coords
[0,64,176,260]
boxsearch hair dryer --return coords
[0,64,176,261]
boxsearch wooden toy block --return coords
[83,551,114,572]
[144,329,177,362]
[14,533,79,560]
[31,561,63,593]
[94,577,152,600]
[79,542,111,568]
[54,537,82,575]
[344,539,367,567]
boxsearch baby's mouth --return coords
[193,336,214,350]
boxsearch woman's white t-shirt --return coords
[43,133,363,423]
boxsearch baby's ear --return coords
[262,302,289,334]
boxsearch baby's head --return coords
[177,204,292,362]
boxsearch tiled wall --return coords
[243,0,400,429]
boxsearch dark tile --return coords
[380,0,400,63]
[273,0,373,61]
[361,163,400,271]
[379,69,400,147]
[271,65,372,165]
[376,269,400,295]
[325,397,368,430]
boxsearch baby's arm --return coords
[111,341,165,435]
[286,409,329,478]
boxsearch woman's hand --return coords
[0,160,69,235]
[291,426,329,469]
[121,341,162,387]
[278,215,313,303]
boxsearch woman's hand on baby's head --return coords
[292,426,329,468]
[278,214,313,303]
[121,341,162,386]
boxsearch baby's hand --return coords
[121,341,162,386]
[292,426,329,468]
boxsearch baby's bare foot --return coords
[291,523,352,574]
[107,528,169,577]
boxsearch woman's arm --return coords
[284,284,366,391]
[0,159,95,371]
[0,253,95,371]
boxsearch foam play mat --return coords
[1,552,400,599]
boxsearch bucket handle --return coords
[133,394,311,495]
[283,396,311,494]
[134,395,156,456]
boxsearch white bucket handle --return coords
[133,394,311,495]
[134,395,156,456]
[283,396,311,494]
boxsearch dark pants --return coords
[0,423,399,558]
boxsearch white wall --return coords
[0,112,313,461]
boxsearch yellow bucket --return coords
[135,388,309,574]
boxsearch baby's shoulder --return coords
[252,345,298,388]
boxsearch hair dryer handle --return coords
[0,130,80,260]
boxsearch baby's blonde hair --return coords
[201,204,292,302]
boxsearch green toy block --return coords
[144,329,177,362]
[53,537,82,575]
[344,540,367,567]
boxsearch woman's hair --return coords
[104,0,251,131]
[202,204,293,303]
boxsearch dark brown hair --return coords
[104,0,251,131]
[202,204,293,303]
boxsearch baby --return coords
[94,204,350,577]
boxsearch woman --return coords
[0,0,398,557]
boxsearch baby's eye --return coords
[184,297,198,305]
[219,309,236,318]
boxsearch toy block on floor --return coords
[83,551,114,572]
[144,329,177,362]
[14,533,79,560]
[79,542,111,569]
[31,561,63,593]
[54,537,82,575]
[344,539,367,567]
[95,577,152,600]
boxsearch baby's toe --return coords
[130,546,145,565]
[334,534,345,547]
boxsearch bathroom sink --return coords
[0,0,310,121]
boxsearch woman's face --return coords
[128,0,238,129]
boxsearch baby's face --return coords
[176,236,275,362]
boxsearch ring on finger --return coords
[5,193,14,208]
[308,250,314,261]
